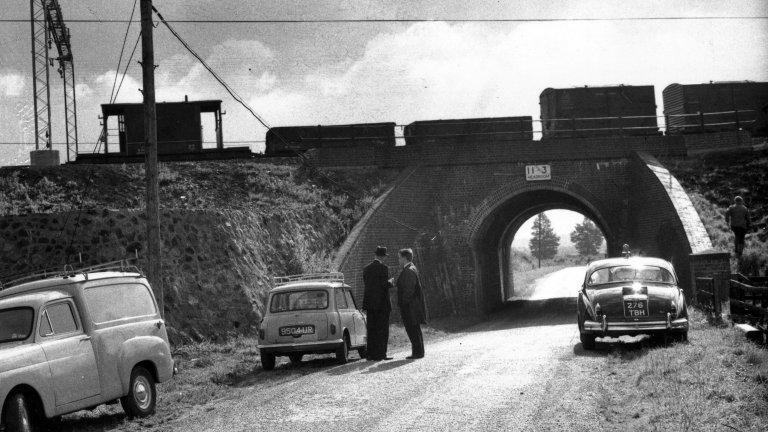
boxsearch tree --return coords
[529,213,560,266]
[570,217,604,257]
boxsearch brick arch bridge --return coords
[322,136,716,317]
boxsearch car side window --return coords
[335,289,348,309]
[39,302,79,337]
[84,283,157,324]
[345,290,357,310]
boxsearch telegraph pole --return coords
[140,0,163,317]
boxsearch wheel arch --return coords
[2,384,49,421]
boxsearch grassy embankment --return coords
[533,308,768,432]
[668,148,768,275]
[0,161,400,342]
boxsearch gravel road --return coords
[161,298,595,432]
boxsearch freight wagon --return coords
[403,116,533,146]
[265,122,396,156]
[540,85,659,138]
[663,81,768,135]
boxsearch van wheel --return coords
[120,367,156,418]
[260,350,276,371]
[336,335,349,364]
[289,353,303,364]
[2,393,38,432]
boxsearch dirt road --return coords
[158,299,597,432]
[526,265,586,300]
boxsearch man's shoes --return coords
[406,355,424,360]
[368,356,394,361]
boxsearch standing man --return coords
[726,196,751,258]
[362,246,393,361]
[395,248,427,359]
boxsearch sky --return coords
[1,0,767,165]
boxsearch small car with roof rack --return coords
[0,261,174,432]
[257,272,367,369]
[577,254,689,349]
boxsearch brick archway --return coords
[468,183,618,311]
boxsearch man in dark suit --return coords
[395,248,427,359]
[362,246,393,361]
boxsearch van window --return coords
[45,302,78,335]
[84,284,157,324]
[0,308,34,343]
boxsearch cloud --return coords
[0,72,25,97]
[248,20,768,130]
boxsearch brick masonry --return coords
[329,135,716,318]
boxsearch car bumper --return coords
[257,339,344,355]
[583,315,688,336]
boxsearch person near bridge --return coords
[395,248,427,360]
[362,246,393,361]
[725,196,751,258]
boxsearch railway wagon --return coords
[403,116,533,146]
[663,81,768,135]
[540,85,659,138]
[265,122,396,156]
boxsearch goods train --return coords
[263,81,767,156]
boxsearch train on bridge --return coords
[265,81,768,156]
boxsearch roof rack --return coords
[0,259,144,291]
[273,272,345,287]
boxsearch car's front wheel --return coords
[260,350,276,370]
[120,367,156,418]
[336,335,350,364]
[2,392,38,432]
[580,332,596,350]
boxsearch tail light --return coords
[670,301,678,317]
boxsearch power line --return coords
[0,16,766,24]
[111,31,142,104]
[108,0,139,103]
[151,5,273,131]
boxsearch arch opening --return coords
[471,187,618,312]
[505,210,607,301]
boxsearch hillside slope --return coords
[668,148,768,274]
[0,161,399,342]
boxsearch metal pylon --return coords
[30,0,52,150]
[46,0,78,161]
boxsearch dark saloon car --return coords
[577,257,689,349]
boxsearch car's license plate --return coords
[279,325,315,337]
[623,300,649,318]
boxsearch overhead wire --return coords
[108,0,139,103]
[1,16,767,24]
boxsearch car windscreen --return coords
[587,265,675,287]
[0,307,34,343]
[270,290,329,313]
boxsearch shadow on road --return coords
[462,297,578,333]
[360,359,413,374]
